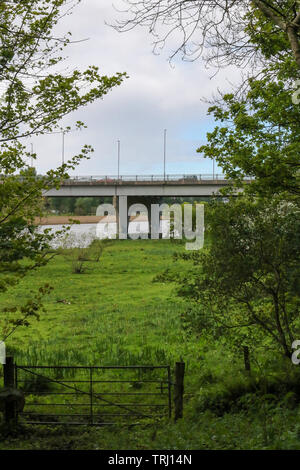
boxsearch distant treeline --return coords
[44,197,113,215]
[44,196,211,216]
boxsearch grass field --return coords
[4,239,193,368]
[1,239,300,450]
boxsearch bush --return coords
[60,233,106,273]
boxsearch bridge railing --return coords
[65,174,253,183]
[0,173,254,184]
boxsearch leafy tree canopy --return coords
[198,74,300,197]
[174,197,300,358]
[0,0,126,340]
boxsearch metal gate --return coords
[14,364,172,425]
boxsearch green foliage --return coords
[0,0,125,339]
[45,197,113,215]
[175,197,300,357]
[2,240,188,367]
[243,2,299,65]
[196,2,300,198]
[59,234,106,274]
[198,76,300,197]
[0,240,299,449]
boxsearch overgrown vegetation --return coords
[0,240,300,449]
[0,0,124,341]
[59,234,108,274]
[1,0,300,452]
[170,197,300,359]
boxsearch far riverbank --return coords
[34,215,104,225]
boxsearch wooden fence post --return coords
[174,361,185,421]
[3,356,16,424]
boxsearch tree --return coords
[113,1,300,69]
[46,196,77,215]
[175,197,300,358]
[74,197,95,215]
[0,0,126,341]
[198,73,300,197]
[114,1,300,197]
[45,196,112,215]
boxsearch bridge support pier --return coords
[118,195,128,239]
[113,195,119,236]
[113,195,162,239]
[127,196,161,239]
[113,195,128,239]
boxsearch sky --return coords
[30,0,241,177]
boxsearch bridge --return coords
[45,173,248,197]
[45,174,251,239]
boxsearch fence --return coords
[2,357,185,426]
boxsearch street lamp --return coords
[163,129,167,181]
[117,140,120,180]
[30,143,34,167]
[62,131,65,165]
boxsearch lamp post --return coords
[117,140,120,181]
[30,143,34,167]
[62,131,65,165]
[163,129,167,181]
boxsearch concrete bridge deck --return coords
[46,174,249,197]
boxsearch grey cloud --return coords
[32,0,242,176]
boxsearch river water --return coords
[39,220,170,247]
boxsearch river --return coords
[39,219,170,247]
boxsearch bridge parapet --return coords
[63,174,253,186]
[45,174,252,197]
